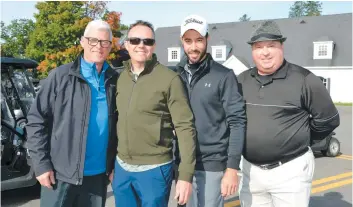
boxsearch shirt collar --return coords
[80,56,109,74]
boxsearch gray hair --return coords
[83,20,113,41]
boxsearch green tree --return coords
[289,1,322,18]
[305,1,323,16]
[0,19,35,58]
[120,24,129,30]
[239,14,251,22]
[19,1,127,78]
[35,5,123,78]
[25,1,88,61]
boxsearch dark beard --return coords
[185,41,208,64]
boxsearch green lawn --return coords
[334,102,352,106]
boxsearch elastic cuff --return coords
[227,157,241,170]
[34,162,53,177]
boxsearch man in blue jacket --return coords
[175,14,246,207]
[26,20,119,207]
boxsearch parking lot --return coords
[1,106,352,207]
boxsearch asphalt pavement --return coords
[1,106,352,207]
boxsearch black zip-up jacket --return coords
[237,60,340,165]
[175,54,246,171]
[25,56,119,185]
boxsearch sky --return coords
[1,1,352,29]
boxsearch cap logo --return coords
[184,18,203,26]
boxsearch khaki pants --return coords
[239,147,315,207]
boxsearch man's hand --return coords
[221,168,238,197]
[36,171,55,189]
[174,180,192,205]
[109,170,114,183]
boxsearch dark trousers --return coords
[40,173,108,207]
[112,160,173,207]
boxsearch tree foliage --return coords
[305,1,323,16]
[36,7,123,77]
[103,11,122,60]
[0,19,35,58]
[0,1,126,78]
[239,14,251,22]
[25,1,88,61]
[289,1,322,18]
[120,24,129,30]
[1,1,126,79]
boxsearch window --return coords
[171,50,178,60]
[313,41,334,59]
[211,46,226,61]
[318,45,327,56]
[215,49,223,59]
[168,47,180,62]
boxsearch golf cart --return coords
[1,57,38,191]
[311,132,339,157]
[310,76,340,157]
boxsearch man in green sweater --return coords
[112,20,197,207]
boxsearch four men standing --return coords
[26,15,340,207]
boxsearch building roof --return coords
[155,13,352,67]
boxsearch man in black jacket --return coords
[238,20,340,207]
[25,20,119,207]
[175,14,246,207]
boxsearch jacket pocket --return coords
[130,112,162,155]
[50,134,78,178]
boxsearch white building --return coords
[155,13,352,103]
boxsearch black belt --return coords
[256,147,309,170]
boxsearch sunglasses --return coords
[126,37,155,46]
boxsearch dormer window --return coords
[211,45,226,61]
[313,41,334,59]
[168,47,181,62]
[318,45,328,56]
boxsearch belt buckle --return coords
[259,161,282,170]
[259,164,269,170]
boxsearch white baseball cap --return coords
[180,14,208,37]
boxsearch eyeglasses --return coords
[126,37,155,46]
[84,37,112,48]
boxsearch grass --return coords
[334,102,352,106]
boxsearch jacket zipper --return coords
[68,61,118,184]
[69,72,94,185]
[126,80,136,159]
[124,63,158,160]
[79,84,90,185]
[71,76,89,185]
[180,71,194,99]
[104,76,113,172]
